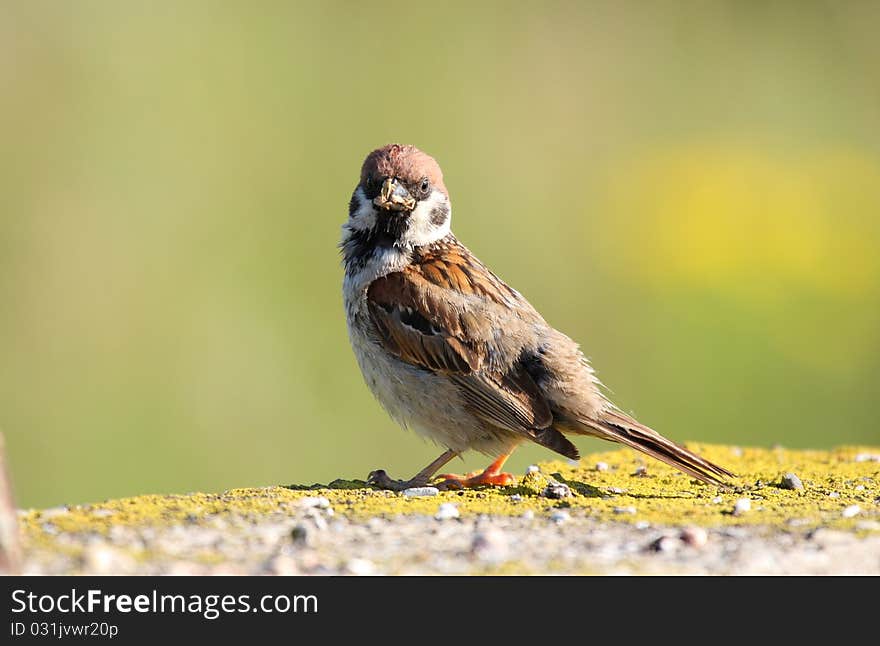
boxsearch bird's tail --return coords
[576,409,735,486]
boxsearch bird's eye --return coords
[420,177,430,194]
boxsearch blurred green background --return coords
[2,2,878,508]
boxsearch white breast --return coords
[342,274,515,456]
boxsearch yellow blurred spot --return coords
[601,144,880,298]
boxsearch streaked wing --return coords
[366,240,552,437]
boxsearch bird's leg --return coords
[367,449,458,491]
[436,450,516,489]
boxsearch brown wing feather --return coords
[578,409,734,486]
[366,239,578,457]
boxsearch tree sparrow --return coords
[341,144,733,490]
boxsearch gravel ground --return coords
[20,502,880,575]
[14,444,880,575]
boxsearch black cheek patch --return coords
[429,202,449,227]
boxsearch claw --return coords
[367,469,428,491]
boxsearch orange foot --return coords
[436,452,516,489]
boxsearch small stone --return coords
[779,473,804,490]
[306,510,328,531]
[299,496,330,509]
[607,487,626,495]
[632,465,648,477]
[402,487,439,498]
[471,529,509,563]
[434,503,460,520]
[290,524,309,545]
[680,526,708,548]
[84,546,136,574]
[711,496,723,504]
[828,491,840,499]
[855,520,880,531]
[595,462,609,472]
[855,485,865,491]
[549,510,570,524]
[543,481,572,499]
[733,498,751,516]
[649,535,679,553]
[509,494,523,502]
[635,521,651,530]
[841,505,861,518]
[854,453,880,463]
[526,465,540,475]
[613,506,637,515]
[344,558,375,575]
[267,555,299,575]
[809,528,851,546]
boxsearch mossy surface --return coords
[21,444,879,543]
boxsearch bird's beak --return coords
[373,178,416,212]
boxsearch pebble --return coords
[402,487,439,498]
[306,510,328,531]
[509,494,523,502]
[855,520,880,531]
[266,555,299,575]
[613,506,637,515]
[39,507,70,519]
[434,503,460,521]
[471,529,509,563]
[680,526,708,548]
[290,524,309,545]
[549,510,570,524]
[779,473,804,490]
[828,492,840,499]
[526,465,540,475]
[595,462,609,472]
[841,505,861,518]
[607,487,627,495]
[635,521,651,530]
[632,466,648,477]
[854,453,880,463]
[733,498,752,516]
[543,481,572,499]
[711,496,723,504]
[649,535,679,553]
[84,546,136,574]
[344,558,375,575]
[299,496,331,509]
[854,485,865,492]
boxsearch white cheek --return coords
[404,190,452,247]
[347,186,377,231]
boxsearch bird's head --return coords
[344,144,452,252]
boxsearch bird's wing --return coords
[366,240,578,459]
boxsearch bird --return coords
[340,143,733,490]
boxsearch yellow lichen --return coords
[18,444,880,556]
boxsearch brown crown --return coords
[360,144,447,196]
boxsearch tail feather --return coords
[577,409,735,486]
